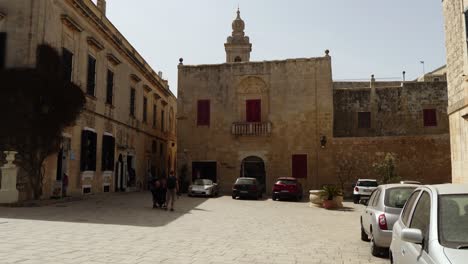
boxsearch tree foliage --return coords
[373,153,400,184]
[0,44,85,199]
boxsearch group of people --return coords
[148,170,178,211]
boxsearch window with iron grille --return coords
[62,48,73,82]
[86,55,96,96]
[106,70,114,105]
[143,96,148,123]
[130,87,136,117]
[423,109,437,127]
[358,112,371,128]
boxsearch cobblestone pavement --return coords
[0,193,388,264]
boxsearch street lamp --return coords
[320,136,327,149]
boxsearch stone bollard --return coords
[0,151,19,204]
[309,190,323,207]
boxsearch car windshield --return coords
[236,178,255,185]
[384,187,416,208]
[193,179,212,185]
[438,194,468,249]
[357,181,378,187]
[277,179,296,185]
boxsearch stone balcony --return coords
[231,122,272,136]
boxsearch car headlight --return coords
[204,186,212,190]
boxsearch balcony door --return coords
[246,99,261,122]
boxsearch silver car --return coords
[390,184,468,264]
[360,184,418,256]
[188,179,219,197]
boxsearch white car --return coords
[390,184,468,264]
[353,179,379,204]
[188,179,219,197]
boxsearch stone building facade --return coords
[442,0,468,184]
[177,10,451,194]
[0,0,177,200]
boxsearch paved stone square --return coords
[0,193,388,264]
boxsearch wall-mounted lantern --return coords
[320,135,327,149]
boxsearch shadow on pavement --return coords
[0,192,209,227]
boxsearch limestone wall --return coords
[443,0,468,183]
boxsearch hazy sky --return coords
[96,0,446,95]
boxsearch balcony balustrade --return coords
[231,122,272,136]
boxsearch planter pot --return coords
[334,195,344,208]
[309,190,323,205]
[3,151,18,168]
[322,199,337,209]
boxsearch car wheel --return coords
[232,195,236,199]
[370,235,381,257]
[272,194,277,201]
[389,250,394,264]
[360,225,370,242]
[353,195,360,204]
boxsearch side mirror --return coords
[401,228,423,244]
[359,199,369,206]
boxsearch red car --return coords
[272,177,303,201]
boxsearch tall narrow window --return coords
[423,109,437,127]
[80,130,97,171]
[246,99,261,122]
[101,135,115,171]
[143,96,148,123]
[106,70,114,105]
[153,104,157,127]
[465,10,468,38]
[292,154,307,178]
[0,33,7,69]
[358,112,371,128]
[161,110,165,131]
[62,48,73,82]
[86,55,96,96]
[130,88,136,117]
[197,100,210,126]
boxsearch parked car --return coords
[390,184,468,264]
[188,179,219,197]
[360,184,419,256]
[232,177,263,200]
[353,179,379,204]
[272,177,303,201]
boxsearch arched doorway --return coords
[241,156,266,192]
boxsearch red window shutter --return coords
[423,109,437,127]
[246,99,261,122]
[292,154,307,178]
[197,100,210,126]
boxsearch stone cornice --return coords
[447,97,468,115]
[61,14,83,32]
[130,74,141,83]
[153,93,161,100]
[67,0,173,98]
[143,85,152,93]
[87,36,104,51]
[106,53,121,65]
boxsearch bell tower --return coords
[225,9,252,63]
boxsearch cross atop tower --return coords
[225,8,252,63]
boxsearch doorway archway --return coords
[241,156,266,192]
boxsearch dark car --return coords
[232,177,263,200]
[272,177,303,201]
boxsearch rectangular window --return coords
[246,99,261,122]
[86,55,96,96]
[130,88,136,117]
[62,48,73,82]
[143,97,148,123]
[80,130,97,171]
[161,110,165,131]
[0,33,6,69]
[106,70,114,105]
[358,112,371,128]
[292,154,307,178]
[153,104,157,127]
[423,109,437,127]
[197,100,210,126]
[101,135,115,171]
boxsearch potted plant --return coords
[321,185,342,209]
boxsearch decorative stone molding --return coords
[153,93,161,100]
[81,171,94,180]
[4,151,18,168]
[0,12,5,21]
[463,113,468,120]
[87,36,104,51]
[143,84,152,93]
[61,15,83,32]
[130,74,141,83]
[161,100,168,106]
[106,53,121,66]
[238,76,268,94]
[0,151,19,204]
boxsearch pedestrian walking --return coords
[165,171,178,211]
[157,178,167,209]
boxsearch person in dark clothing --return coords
[150,177,159,209]
[158,178,167,209]
[166,171,178,211]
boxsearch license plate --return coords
[240,191,248,194]
[281,190,289,193]
[363,189,371,192]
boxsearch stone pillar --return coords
[0,151,19,204]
